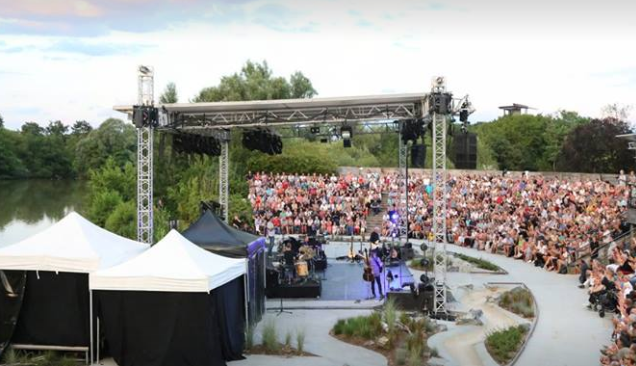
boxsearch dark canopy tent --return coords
[0,212,147,361]
[91,230,248,366]
[183,210,266,325]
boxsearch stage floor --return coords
[319,261,414,301]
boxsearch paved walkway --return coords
[230,309,387,366]
[442,245,612,366]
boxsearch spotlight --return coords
[341,126,353,148]
[388,210,400,224]
[310,126,320,134]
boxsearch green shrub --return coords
[384,299,399,336]
[485,325,528,365]
[332,314,383,340]
[285,331,292,347]
[396,347,409,365]
[245,325,255,349]
[262,320,280,353]
[400,312,413,330]
[453,253,501,272]
[498,287,535,318]
[296,328,306,353]
[407,344,423,366]
[334,319,346,335]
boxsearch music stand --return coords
[269,297,292,316]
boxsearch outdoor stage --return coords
[266,240,419,302]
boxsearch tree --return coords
[557,118,635,173]
[74,118,136,176]
[46,120,68,136]
[193,60,316,102]
[21,122,44,136]
[0,114,4,129]
[602,103,632,122]
[71,120,93,136]
[159,82,178,104]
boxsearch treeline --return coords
[471,111,635,173]
[1,60,634,239]
[0,118,135,179]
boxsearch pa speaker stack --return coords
[453,132,477,170]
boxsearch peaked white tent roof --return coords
[89,230,246,293]
[0,212,148,273]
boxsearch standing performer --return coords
[369,249,384,300]
[370,227,381,251]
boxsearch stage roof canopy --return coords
[114,92,429,130]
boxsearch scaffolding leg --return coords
[137,126,154,244]
[218,130,230,222]
[432,111,448,315]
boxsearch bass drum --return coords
[295,261,309,277]
[0,271,27,358]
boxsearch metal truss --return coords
[432,111,448,314]
[398,123,408,239]
[218,130,230,222]
[116,93,427,130]
[137,66,154,244]
[431,79,449,315]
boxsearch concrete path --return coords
[441,245,612,366]
[230,309,387,366]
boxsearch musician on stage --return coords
[369,249,384,300]
[283,243,296,283]
[370,227,381,251]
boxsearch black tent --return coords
[182,210,263,258]
[183,210,266,325]
[91,230,248,366]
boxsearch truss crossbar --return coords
[115,93,427,131]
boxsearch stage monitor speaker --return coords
[400,247,415,260]
[454,132,477,170]
[411,144,426,168]
[387,289,434,312]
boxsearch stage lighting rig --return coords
[341,126,353,148]
[132,105,159,128]
[242,128,283,155]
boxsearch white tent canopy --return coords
[0,212,148,273]
[90,230,246,293]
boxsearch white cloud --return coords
[0,0,635,129]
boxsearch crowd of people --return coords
[247,171,383,238]
[580,238,636,365]
[400,172,629,271]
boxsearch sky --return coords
[0,0,635,129]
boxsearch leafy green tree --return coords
[557,118,635,173]
[193,60,316,102]
[46,120,68,136]
[0,129,25,178]
[71,120,93,136]
[159,82,179,104]
[105,200,136,239]
[74,118,136,176]
[0,114,4,129]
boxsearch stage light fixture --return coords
[341,126,353,148]
[310,126,320,134]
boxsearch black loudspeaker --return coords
[400,247,415,260]
[387,288,435,312]
[454,133,477,169]
[411,144,426,168]
[343,139,352,148]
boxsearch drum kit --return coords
[275,241,323,284]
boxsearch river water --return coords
[0,180,87,247]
